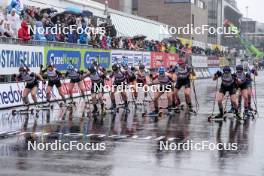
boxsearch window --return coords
[164,0,191,4]
[192,14,195,27]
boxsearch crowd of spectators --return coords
[0,1,227,57]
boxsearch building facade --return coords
[136,0,208,43]
[92,0,133,14]
[207,0,242,48]
[241,18,264,51]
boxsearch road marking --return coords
[154,136,165,141]
[168,137,176,141]
[64,133,83,137]
[142,136,152,140]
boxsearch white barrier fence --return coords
[0,79,95,109]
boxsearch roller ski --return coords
[115,102,130,113]
[248,107,258,116]
[142,110,162,122]
[208,113,226,122]
[39,102,54,110]
[171,104,185,113]
[243,110,254,120]
[106,104,117,114]
[11,104,36,116]
[187,105,197,115]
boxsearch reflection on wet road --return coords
[0,73,264,176]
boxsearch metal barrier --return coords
[0,37,94,49]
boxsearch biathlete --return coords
[14,66,45,108]
[65,65,86,102]
[85,64,107,113]
[121,61,137,101]
[40,64,66,105]
[149,67,174,115]
[135,64,150,101]
[109,64,128,109]
[213,66,240,119]
[173,60,196,113]
[234,64,253,118]
[242,62,258,112]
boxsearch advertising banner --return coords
[208,56,219,67]
[0,44,44,74]
[150,52,167,68]
[150,52,179,68]
[83,49,111,70]
[44,47,111,71]
[0,78,112,109]
[111,50,151,68]
[167,53,179,67]
[191,55,208,68]
[46,48,82,71]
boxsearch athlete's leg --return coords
[78,81,86,98]
[31,86,38,103]
[22,88,31,105]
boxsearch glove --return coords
[42,80,46,85]
[131,67,135,71]
[40,64,43,69]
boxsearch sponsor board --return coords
[0,79,112,109]
[111,50,151,68]
[83,49,111,70]
[44,47,111,71]
[0,44,44,74]
[191,55,208,68]
[150,52,179,68]
[208,56,219,67]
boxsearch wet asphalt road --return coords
[0,72,264,176]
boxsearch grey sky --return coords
[237,0,264,23]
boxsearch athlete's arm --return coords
[213,71,222,80]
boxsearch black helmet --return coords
[112,64,118,71]
[236,64,243,72]
[223,66,231,73]
[139,64,145,70]
[19,66,26,72]
[92,60,98,66]
[89,66,96,74]
[47,63,54,68]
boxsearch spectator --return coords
[0,8,6,36]
[34,21,46,41]
[7,8,21,37]
[101,34,107,49]
[6,0,23,15]
[67,30,78,43]
[106,35,111,49]
[79,24,87,44]
[18,20,30,41]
